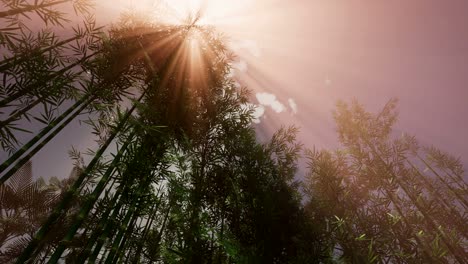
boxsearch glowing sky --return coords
[8,0,467,179]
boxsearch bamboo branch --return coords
[0,0,69,18]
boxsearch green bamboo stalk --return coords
[0,93,95,184]
[131,187,164,264]
[0,68,87,130]
[367,143,467,263]
[47,131,136,263]
[406,160,468,237]
[0,97,42,130]
[122,216,146,264]
[0,0,69,18]
[82,127,151,263]
[76,175,129,263]
[104,183,149,264]
[109,204,140,264]
[87,186,131,263]
[15,91,145,264]
[366,166,435,261]
[0,52,96,108]
[152,203,172,255]
[91,150,156,263]
[72,175,119,259]
[94,197,140,263]
[417,154,468,208]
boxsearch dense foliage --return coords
[0,1,466,263]
[305,99,467,263]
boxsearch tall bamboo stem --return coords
[0,52,96,108]
[15,91,145,264]
[46,131,136,263]
[0,93,95,184]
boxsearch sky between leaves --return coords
[3,0,468,180]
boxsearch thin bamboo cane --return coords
[77,175,122,263]
[0,93,95,184]
[70,175,119,259]
[83,130,155,263]
[0,35,85,73]
[46,131,136,263]
[0,52,96,108]
[131,187,164,264]
[96,198,140,264]
[417,154,468,208]
[76,174,129,263]
[88,185,132,263]
[367,167,435,262]
[406,160,468,238]
[109,205,140,264]
[104,176,151,264]
[92,146,159,263]
[0,68,85,130]
[367,143,467,263]
[15,91,145,264]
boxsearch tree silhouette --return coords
[0,162,84,263]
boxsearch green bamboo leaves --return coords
[305,99,468,263]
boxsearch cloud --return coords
[252,104,266,124]
[241,103,265,124]
[288,98,298,114]
[256,92,286,113]
[231,39,261,57]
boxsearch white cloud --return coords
[241,103,265,124]
[288,98,298,114]
[256,92,286,113]
[231,39,261,57]
[252,104,265,124]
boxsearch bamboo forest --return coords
[0,1,467,263]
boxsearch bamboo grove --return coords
[1,1,467,263]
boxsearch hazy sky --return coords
[3,0,467,179]
[219,0,468,165]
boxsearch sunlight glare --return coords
[156,0,253,26]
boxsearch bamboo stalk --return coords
[15,91,145,264]
[367,143,467,263]
[87,186,132,263]
[0,35,82,73]
[76,175,130,263]
[109,204,141,264]
[73,175,119,259]
[104,175,151,264]
[46,131,136,263]
[0,97,42,129]
[0,93,95,184]
[131,187,164,264]
[0,52,96,108]
[75,180,119,257]
[406,160,468,238]
[417,154,468,208]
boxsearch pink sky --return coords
[3,0,467,179]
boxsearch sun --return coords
[168,0,206,17]
[154,0,253,26]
